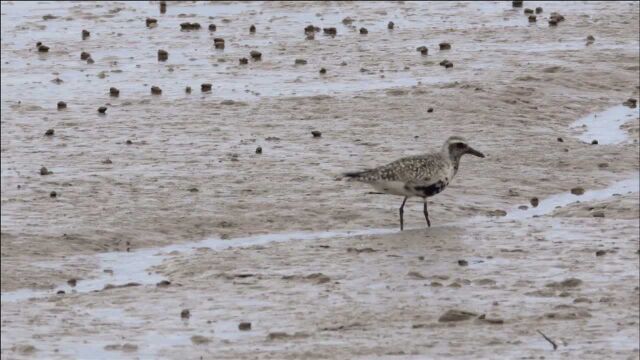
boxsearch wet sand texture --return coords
[1,1,639,359]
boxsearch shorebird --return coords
[344,136,485,230]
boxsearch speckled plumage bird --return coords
[344,136,485,230]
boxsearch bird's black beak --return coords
[467,147,485,158]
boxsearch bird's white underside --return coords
[371,181,412,197]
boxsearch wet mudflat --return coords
[1,1,639,359]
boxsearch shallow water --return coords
[0,228,397,302]
[570,105,639,144]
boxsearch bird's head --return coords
[442,136,485,160]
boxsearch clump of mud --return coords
[250,50,262,60]
[323,27,337,36]
[157,49,168,61]
[180,22,201,31]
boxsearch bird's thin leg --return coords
[423,198,431,228]
[399,196,408,231]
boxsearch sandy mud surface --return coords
[1,1,639,359]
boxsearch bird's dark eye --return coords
[456,143,465,149]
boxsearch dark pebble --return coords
[323,27,337,36]
[255,146,262,154]
[185,86,192,94]
[156,280,171,287]
[427,108,434,113]
[623,98,637,108]
[208,24,217,31]
[524,8,534,14]
[80,51,91,60]
[98,106,107,114]
[146,18,158,27]
[295,58,307,65]
[249,24,256,33]
[557,137,563,142]
[387,21,394,29]
[214,38,225,49]
[87,57,95,64]
[239,57,248,65]
[528,15,536,22]
[151,86,162,95]
[311,131,322,138]
[45,129,54,136]
[57,290,65,295]
[239,322,252,331]
[549,19,558,26]
[160,1,166,13]
[82,29,90,39]
[181,309,190,319]
[342,17,354,25]
[57,101,67,109]
[439,42,451,50]
[530,197,539,207]
[359,27,368,34]
[250,50,262,60]
[50,191,57,198]
[595,250,606,256]
[180,22,201,30]
[109,87,120,97]
[570,187,585,195]
[67,278,77,287]
[126,140,133,145]
[158,49,168,61]
[304,25,316,34]
[40,166,51,176]
[439,59,453,67]
[38,44,49,52]
[536,7,543,13]
[201,83,212,92]
[319,67,327,74]
[591,140,598,145]
[512,0,523,7]
[458,260,468,266]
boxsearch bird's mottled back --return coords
[344,153,448,183]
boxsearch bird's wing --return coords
[345,153,447,184]
[398,154,448,182]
